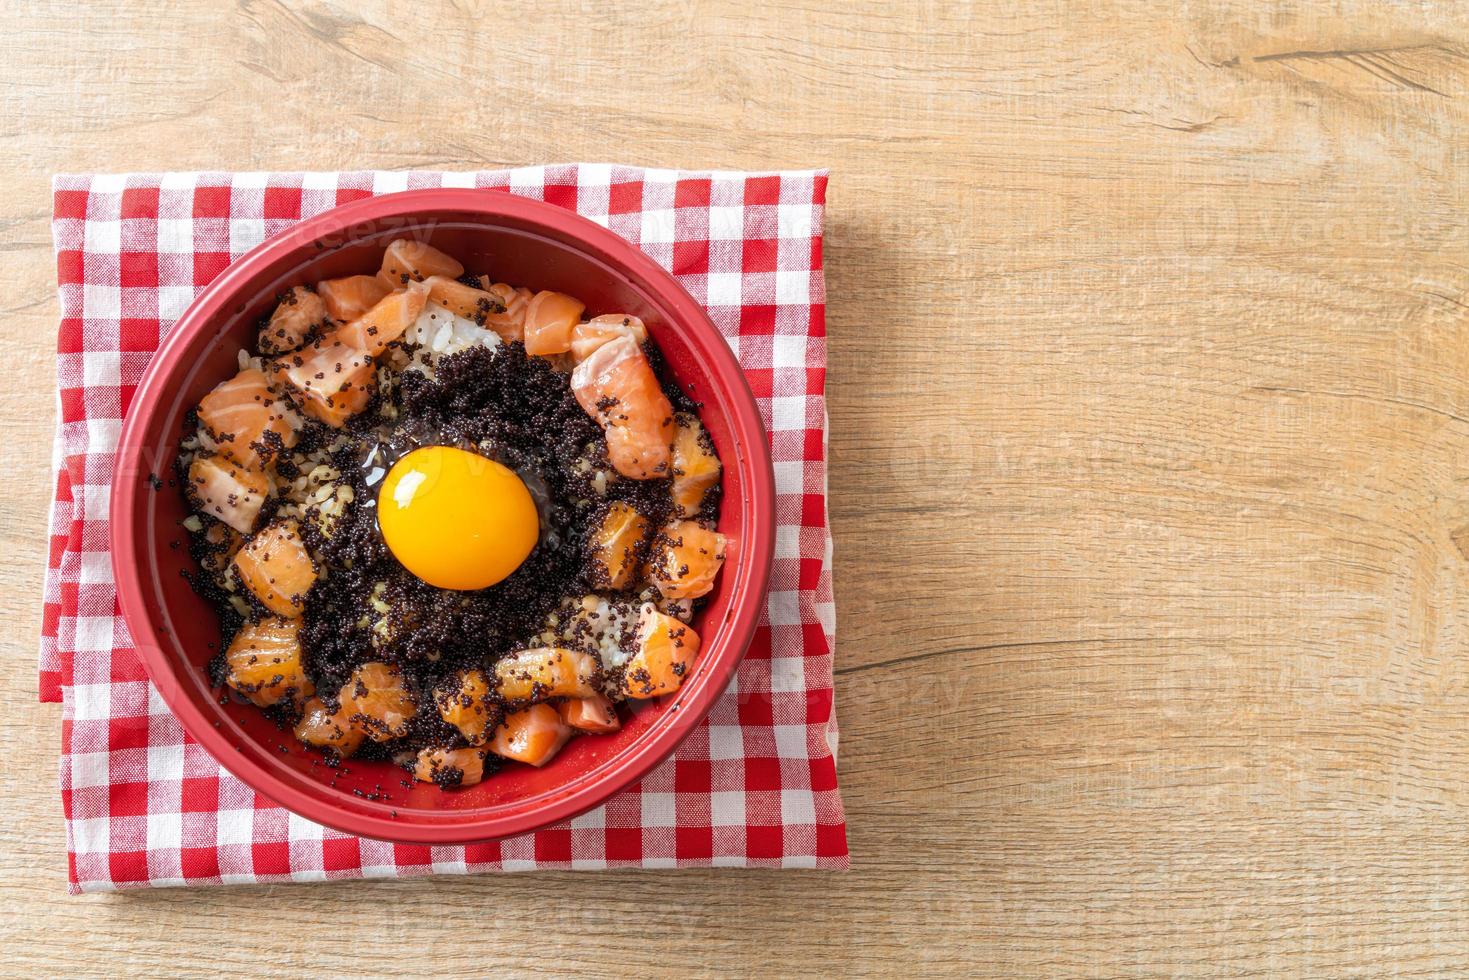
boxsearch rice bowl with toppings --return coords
[176,237,730,789]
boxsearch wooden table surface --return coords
[3,1,1468,975]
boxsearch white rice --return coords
[543,593,640,671]
[236,347,265,373]
[401,302,501,378]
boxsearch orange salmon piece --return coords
[317,275,390,325]
[225,617,313,707]
[494,648,599,702]
[434,669,498,746]
[335,282,429,357]
[188,455,270,534]
[587,501,649,590]
[569,314,647,364]
[197,366,299,468]
[274,339,376,428]
[523,290,586,356]
[557,694,621,733]
[340,661,417,741]
[475,282,533,343]
[295,696,365,756]
[413,746,487,787]
[624,606,701,699]
[647,520,727,600]
[259,285,328,354]
[670,413,721,517]
[231,520,318,618]
[423,276,505,324]
[571,335,675,479]
[488,704,571,767]
[378,239,464,287]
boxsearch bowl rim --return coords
[111,188,775,844]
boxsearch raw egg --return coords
[378,445,539,590]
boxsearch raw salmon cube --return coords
[232,520,318,618]
[225,617,313,707]
[624,606,701,699]
[188,455,271,534]
[569,314,647,364]
[670,413,721,517]
[434,669,498,746]
[197,366,299,468]
[477,282,533,343]
[378,239,464,286]
[259,285,328,354]
[494,648,599,701]
[273,339,376,428]
[339,661,417,741]
[295,696,365,756]
[413,746,487,787]
[423,276,504,324]
[317,275,390,325]
[336,281,429,357]
[523,291,586,356]
[488,704,571,767]
[557,694,621,733]
[587,501,650,590]
[647,520,727,600]
[570,335,675,479]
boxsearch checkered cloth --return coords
[41,167,845,892]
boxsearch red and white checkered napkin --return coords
[41,166,845,892]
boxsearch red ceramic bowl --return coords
[112,189,773,844]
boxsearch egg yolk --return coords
[377,446,539,590]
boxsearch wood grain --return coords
[3,0,1468,975]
